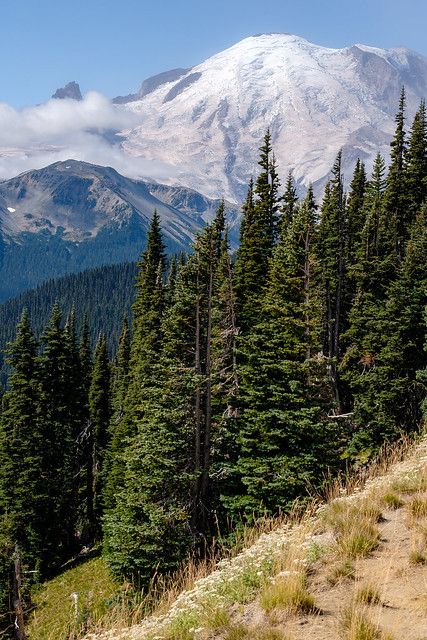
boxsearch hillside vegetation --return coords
[1,93,427,638]
[27,433,427,640]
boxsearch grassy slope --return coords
[28,434,427,640]
[27,557,118,640]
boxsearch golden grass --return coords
[260,571,317,615]
[224,625,292,640]
[409,549,427,565]
[337,522,380,559]
[327,559,356,585]
[379,491,404,510]
[354,583,382,606]
[407,495,427,519]
[340,605,392,640]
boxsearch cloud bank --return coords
[0,92,178,181]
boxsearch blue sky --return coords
[2,0,426,107]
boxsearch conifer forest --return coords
[1,91,427,635]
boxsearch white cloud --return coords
[0,92,179,182]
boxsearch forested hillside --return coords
[0,262,137,372]
[0,89,426,639]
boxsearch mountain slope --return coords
[82,435,427,640]
[0,160,238,301]
[0,263,137,372]
[119,33,427,200]
[25,435,427,639]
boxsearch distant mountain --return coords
[117,33,427,200]
[52,81,83,100]
[0,160,239,301]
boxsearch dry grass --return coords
[260,570,317,615]
[327,559,356,585]
[407,495,427,519]
[354,583,382,606]
[379,491,404,510]
[340,605,392,640]
[337,522,381,559]
[224,625,292,640]
[409,548,427,564]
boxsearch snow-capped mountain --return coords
[118,33,427,200]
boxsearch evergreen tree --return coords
[0,311,46,577]
[38,303,76,570]
[104,205,234,583]
[234,131,281,330]
[103,317,131,511]
[383,87,407,263]
[87,334,111,538]
[345,203,427,454]
[281,170,298,229]
[103,213,166,519]
[318,152,348,411]
[346,158,367,270]
[226,189,337,518]
[406,100,427,218]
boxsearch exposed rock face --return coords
[52,81,83,100]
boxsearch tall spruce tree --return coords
[87,333,111,538]
[103,317,131,511]
[318,151,348,412]
[103,206,235,583]
[383,87,407,264]
[0,311,45,577]
[103,213,167,514]
[406,100,427,218]
[225,189,337,518]
[345,203,427,454]
[234,131,281,330]
[38,303,76,570]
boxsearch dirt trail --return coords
[284,503,427,640]
[87,436,427,640]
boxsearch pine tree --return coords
[103,213,167,509]
[87,334,111,538]
[383,87,407,263]
[346,158,367,270]
[104,206,235,583]
[0,311,46,578]
[281,170,298,229]
[226,189,337,519]
[318,151,348,411]
[345,203,427,454]
[103,317,131,511]
[406,100,427,219]
[234,131,281,331]
[37,303,76,570]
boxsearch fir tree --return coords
[383,87,407,263]
[0,311,45,577]
[318,151,348,411]
[37,303,76,570]
[234,131,281,331]
[406,100,427,218]
[226,190,337,518]
[103,317,131,511]
[87,334,111,538]
[104,206,234,583]
[281,170,298,229]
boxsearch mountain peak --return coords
[52,81,82,101]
